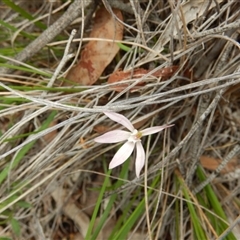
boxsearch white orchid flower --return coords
[94,112,174,178]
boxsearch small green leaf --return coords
[16,200,31,209]
[0,237,12,240]
[10,218,20,236]
[117,43,131,52]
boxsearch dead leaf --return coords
[42,120,58,144]
[93,125,112,134]
[200,155,239,174]
[67,7,123,85]
[51,186,90,238]
[108,66,178,92]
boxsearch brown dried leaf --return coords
[42,120,58,144]
[51,186,90,238]
[67,7,123,85]
[200,155,239,174]
[108,66,178,92]
[93,124,112,134]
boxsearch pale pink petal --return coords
[141,124,174,136]
[135,142,145,178]
[109,141,135,169]
[94,130,130,143]
[104,112,135,132]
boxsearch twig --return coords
[191,19,240,39]
[47,29,76,88]
[185,93,212,186]
[214,32,239,75]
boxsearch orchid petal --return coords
[135,142,145,178]
[141,124,174,136]
[104,112,135,132]
[94,130,130,143]
[109,141,135,169]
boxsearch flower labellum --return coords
[94,112,174,178]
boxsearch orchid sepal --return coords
[94,112,173,178]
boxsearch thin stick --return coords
[47,29,76,88]
[191,19,240,39]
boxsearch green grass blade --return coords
[117,43,131,52]
[0,86,82,94]
[0,62,51,76]
[174,177,181,240]
[196,166,236,240]
[85,165,111,239]
[2,0,46,30]
[113,175,159,239]
[177,173,207,239]
[91,158,130,239]
[108,188,140,239]
[0,20,35,40]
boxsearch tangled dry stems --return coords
[0,0,240,239]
